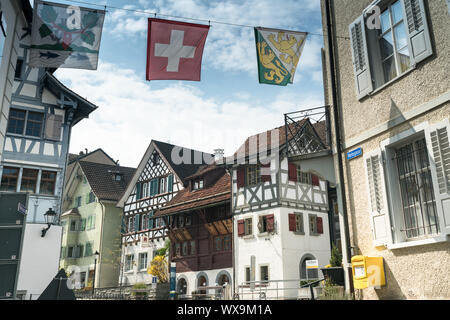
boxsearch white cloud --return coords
[55,61,322,167]
[104,0,323,76]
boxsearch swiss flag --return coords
[146,18,210,81]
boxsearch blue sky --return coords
[47,0,325,167]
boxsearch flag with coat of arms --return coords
[254,27,307,86]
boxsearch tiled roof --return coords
[68,148,116,165]
[157,167,230,216]
[153,140,214,183]
[79,161,136,202]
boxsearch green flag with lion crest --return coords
[255,27,307,86]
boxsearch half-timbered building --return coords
[117,140,213,286]
[157,164,232,298]
[230,109,339,299]
[0,0,97,300]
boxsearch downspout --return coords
[225,167,236,299]
[98,201,106,288]
[324,0,353,291]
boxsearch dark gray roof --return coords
[79,161,136,202]
[153,140,214,183]
[68,148,116,165]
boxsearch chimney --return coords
[214,149,224,162]
[85,148,88,154]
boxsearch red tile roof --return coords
[157,167,230,216]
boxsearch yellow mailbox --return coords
[351,256,386,289]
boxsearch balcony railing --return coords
[284,106,331,158]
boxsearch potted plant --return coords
[321,244,345,286]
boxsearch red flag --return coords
[146,18,209,81]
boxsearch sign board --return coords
[151,276,157,289]
[347,148,363,161]
[141,236,149,248]
[169,262,176,299]
[305,259,319,269]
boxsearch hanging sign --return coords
[30,0,105,70]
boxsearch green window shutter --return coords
[136,183,142,200]
[135,215,140,231]
[155,179,159,195]
[168,175,173,192]
[86,193,90,204]
[149,211,154,229]
[150,179,155,196]
[81,219,86,231]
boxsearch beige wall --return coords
[321,0,450,299]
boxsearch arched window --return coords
[177,278,187,295]
[299,254,319,281]
[197,274,208,295]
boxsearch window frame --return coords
[246,165,261,187]
[0,166,19,192]
[244,218,253,236]
[6,108,45,138]
[308,214,318,236]
[39,170,57,196]
[295,213,304,234]
[138,252,148,271]
[125,254,134,272]
[260,265,269,283]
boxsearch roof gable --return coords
[117,140,214,207]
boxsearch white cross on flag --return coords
[146,19,209,81]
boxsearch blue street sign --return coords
[152,276,157,284]
[347,148,363,161]
[169,262,176,299]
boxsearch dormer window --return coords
[193,179,204,190]
[114,174,122,181]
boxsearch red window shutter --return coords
[311,174,320,187]
[266,214,275,232]
[237,167,245,188]
[288,214,296,232]
[316,217,323,234]
[237,219,245,237]
[288,163,297,182]
[261,164,271,183]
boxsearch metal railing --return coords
[236,279,325,300]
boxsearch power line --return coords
[56,0,350,40]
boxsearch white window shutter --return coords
[45,114,63,141]
[349,15,373,100]
[401,0,433,64]
[364,149,390,247]
[425,119,450,235]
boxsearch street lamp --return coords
[41,208,57,237]
[92,251,99,295]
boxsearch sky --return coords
[46,0,325,168]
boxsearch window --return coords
[175,243,181,257]
[7,108,45,137]
[128,216,134,233]
[125,255,134,272]
[40,171,57,195]
[244,218,253,236]
[79,272,86,288]
[193,179,204,190]
[298,171,311,185]
[223,235,231,251]
[142,182,148,198]
[245,267,251,282]
[0,11,7,63]
[177,215,185,228]
[309,214,318,235]
[87,191,96,204]
[258,214,274,234]
[152,153,160,165]
[289,213,304,233]
[67,247,74,258]
[300,256,319,281]
[378,1,410,83]
[74,196,82,208]
[0,167,19,192]
[394,137,439,239]
[142,214,149,230]
[190,240,196,255]
[14,58,24,79]
[70,219,78,232]
[85,242,93,257]
[7,109,26,135]
[87,215,95,230]
[350,0,432,99]
[160,177,166,193]
[214,237,222,251]
[25,112,44,137]
[260,266,269,282]
[185,215,192,226]
[139,253,148,270]
[246,166,261,186]
[182,242,188,256]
